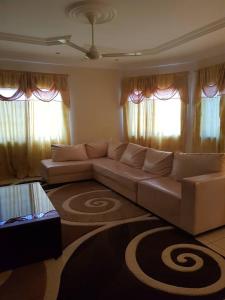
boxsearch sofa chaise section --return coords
[40,159,93,184]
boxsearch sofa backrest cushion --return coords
[85,142,108,159]
[52,144,88,162]
[171,152,225,180]
[107,142,128,161]
[120,143,147,169]
[142,148,174,175]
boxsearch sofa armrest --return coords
[180,172,225,235]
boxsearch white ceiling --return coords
[0,0,225,69]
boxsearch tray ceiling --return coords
[0,0,225,68]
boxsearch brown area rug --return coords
[1,180,225,300]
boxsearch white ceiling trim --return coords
[141,16,225,55]
[0,16,224,57]
[0,32,71,46]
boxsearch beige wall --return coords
[0,61,122,144]
[69,68,122,143]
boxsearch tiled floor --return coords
[197,226,225,257]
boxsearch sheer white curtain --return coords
[0,89,67,144]
[200,94,220,140]
[0,89,70,179]
[125,92,182,150]
[193,63,225,152]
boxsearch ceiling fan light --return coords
[87,45,102,59]
[58,38,67,44]
[86,51,102,60]
[135,52,142,56]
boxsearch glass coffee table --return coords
[0,182,62,271]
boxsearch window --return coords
[127,91,181,140]
[200,92,220,140]
[0,88,67,144]
[0,87,70,178]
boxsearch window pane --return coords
[127,91,181,138]
[153,98,181,137]
[0,101,26,143]
[28,99,65,142]
[200,95,220,139]
[127,100,139,137]
[0,88,19,98]
[0,91,65,144]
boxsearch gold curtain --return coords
[0,69,70,106]
[193,63,225,152]
[122,72,188,151]
[0,70,70,180]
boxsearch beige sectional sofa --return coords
[41,142,225,235]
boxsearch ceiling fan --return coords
[58,0,142,60]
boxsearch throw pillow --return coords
[107,142,128,160]
[120,143,147,169]
[142,148,174,175]
[85,142,108,159]
[52,144,88,162]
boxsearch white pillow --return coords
[107,142,127,160]
[170,152,225,180]
[52,144,88,162]
[120,143,147,169]
[85,142,108,159]
[143,148,173,175]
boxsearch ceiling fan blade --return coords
[102,52,142,58]
[65,41,88,54]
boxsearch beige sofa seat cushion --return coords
[171,152,225,181]
[120,143,147,169]
[52,144,88,162]
[41,159,92,177]
[138,177,181,225]
[92,158,155,192]
[86,142,108,159]
[142,148,173,176]
[107,142,127,160]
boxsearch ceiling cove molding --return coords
[0,32,71,46]
[0,56,121,70]
[0,16,224,55]
[141,16,225,55]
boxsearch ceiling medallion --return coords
[66,0,117,24]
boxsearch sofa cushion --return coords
[171,152,225,181]
[41,159,92,177]
[52,144,88,162]
[138,177,181,225]
[85,142,108,159]
[140,176,181,198]
[120,143,147,169]
[107,142,127,160]
[92,158,155,192]
[142,148,173,176]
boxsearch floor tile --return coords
[197,226,225,243]
[213,237,225,250]
[206,243,225,257]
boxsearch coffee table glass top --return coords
[0,182,56,226]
